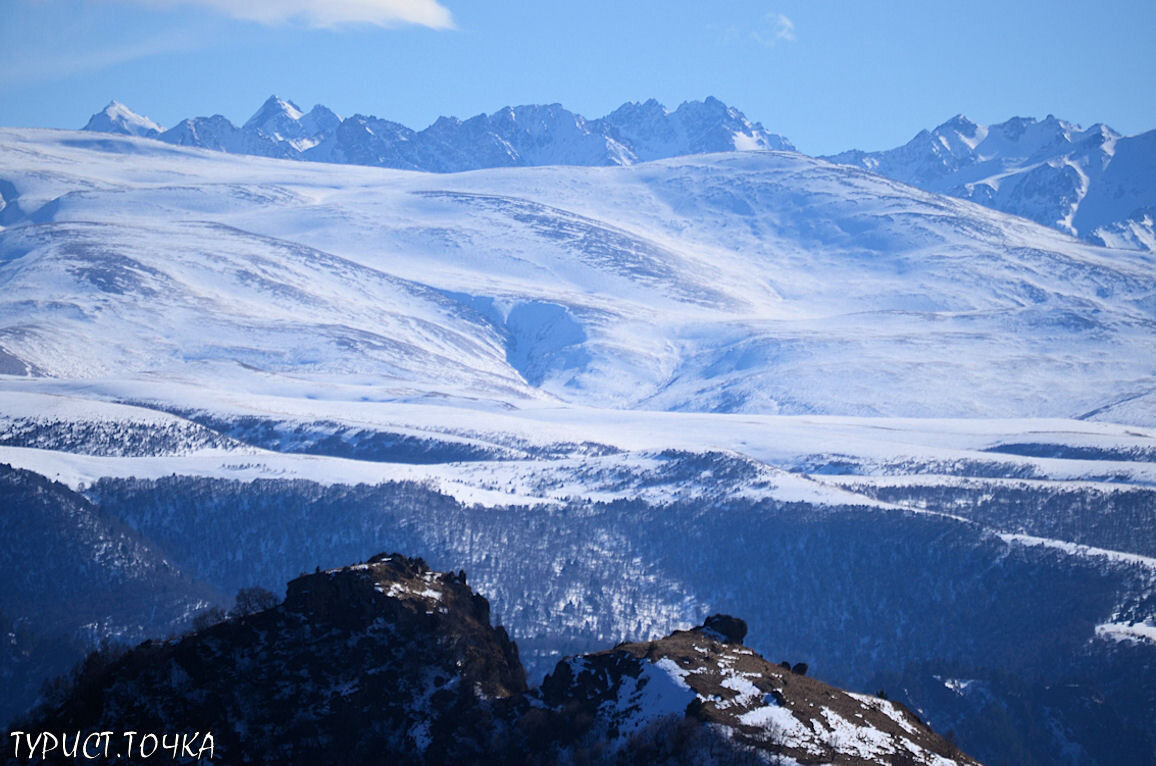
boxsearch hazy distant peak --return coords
[605,98,670,123]
[244,95,305,131]
[936,113,980,136]
[82,100,164,137]
[822,111,1153,250]
[299,104,341,136]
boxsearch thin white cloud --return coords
[774,13,795,42]
[121,0,455,29]
[753,12,796,47]
[0,29,205,85]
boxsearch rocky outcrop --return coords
[539,623,979,765]
[11,554,524,764]
[11,555,979,765]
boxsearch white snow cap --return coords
[82,101,164,137]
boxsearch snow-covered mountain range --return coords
[2,119,1154,763]
[825,114,1156,251]
[81,97,1156,250]
[100,95,793,172]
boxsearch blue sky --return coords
[2,0,1154,155]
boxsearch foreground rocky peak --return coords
[13,556,978,765]
[540,617,978,765]
[14,554,525,764]
[284,553,526,698]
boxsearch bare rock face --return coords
[702,613,748,644]
[12,556,979,765]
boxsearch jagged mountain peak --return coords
[243,94,305,130]
[497,102,566,116]
[676,94,730,115]
[670,95,766,131]
[96,95,795,173]
[490,102,587,130]
[298,103,341,135]
[935,113,980,136]
[990,113,1068,145]
[602,95,795,159]
[81,101,164,137]
[825,111,1153,249]
[428,113,463,129]
[605,97,669,122]
[1088,121,1122,141]
[236,95,339,153]
[101,99,130,114]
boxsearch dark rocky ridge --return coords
[11,555,979,765]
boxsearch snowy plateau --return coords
[0,101,1154,765]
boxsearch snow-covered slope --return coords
[826,114,1156,251]
[0,392,248,457]
[3,128,1153,422]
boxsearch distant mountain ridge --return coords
[81,98,1155,250]
[84,95,794,173]
[824,113,1156,251]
